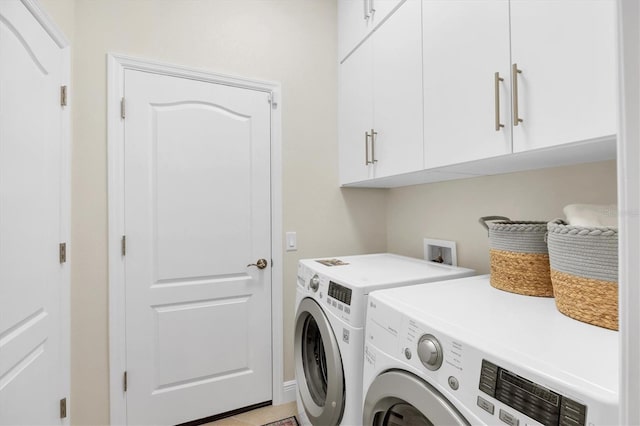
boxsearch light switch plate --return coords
[424,238,457,266]
[286,231,297,251]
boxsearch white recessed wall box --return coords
[424,238,457,266]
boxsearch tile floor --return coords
[204,401,298,426]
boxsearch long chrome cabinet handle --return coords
[512,63,523,126]
[364,0,370,19]
[365,131,371,165]
[369,0,375,15]
[371,129,378,163]
[494,72,505,131]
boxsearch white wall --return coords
[40,1,388,424]
[387,161,617,274]
[40,0,74,41]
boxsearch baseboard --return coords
[281,380,297,403]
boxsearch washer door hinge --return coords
[60,85,68,107]
[123,371,128,392]
[121,235,126,256]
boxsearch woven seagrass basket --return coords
[480,216,553,297]
[547,219,618,330]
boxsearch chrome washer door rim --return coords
[363,369,470,425]
[295,298,345,426]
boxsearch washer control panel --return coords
[479,359,588,426]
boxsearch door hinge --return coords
[60,85,68,107]
[121,235,126,256]
[120,97,126,119]
[123,371,128,392]
[59,243,67,264]
[59,398,67,419]
[268,93,278,109]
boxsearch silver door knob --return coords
[247,258,268,269]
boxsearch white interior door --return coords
[123,69,272,425]
[0,1,68,425]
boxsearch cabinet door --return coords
[338,0,405,62]
[510,0,617,152]
[423,0,512,169]
[339,39,374,185]
[338,0,373,62]
[370,0,405,27]
[372,0,423,178]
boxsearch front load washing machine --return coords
[294,253,474,426]
[362,275,618,426]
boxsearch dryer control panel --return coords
[297,262,356,323]
[328,281,352,306]
[479,359,587,426]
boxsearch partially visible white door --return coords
[0,1,68,425]
[123,70,272,425]
[423,0,512,169]
[510,0,617,152]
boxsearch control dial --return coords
[309,274,320,292]
[417,334,443,371]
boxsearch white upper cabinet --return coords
[339,0,423,185]
[371,0,423,178]
[338,0,405,62]
[338,0,617,187]
[423,0,512,169]
[509,0,617,152]
[424,0,616,169]
[339,39,374,184]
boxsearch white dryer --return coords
[294,253,474,426]
[363,275,619,426]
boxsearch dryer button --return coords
[404,348,412,360]
[477,396,494,415]
[499,409,519,426]
[448,376,459,390]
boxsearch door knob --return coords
[247,258,268,269]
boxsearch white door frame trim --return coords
[617,0,639,423]
[107,54,284,425]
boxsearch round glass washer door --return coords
[294,297,345,426]
[363,370,470,426]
